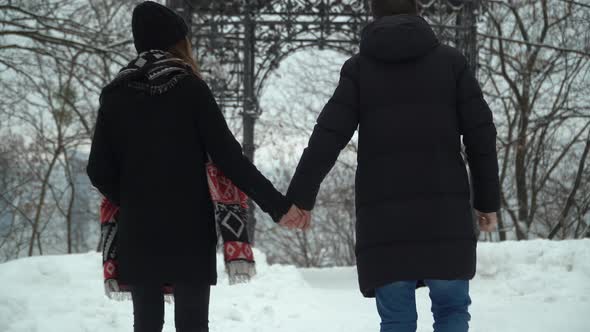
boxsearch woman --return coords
[87,2,304,331]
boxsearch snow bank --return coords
[477,240,590,298]
[0,248,307,332]
[0,240,588,332]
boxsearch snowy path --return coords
[0,240,589,332]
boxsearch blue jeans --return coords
[375,280,471,332]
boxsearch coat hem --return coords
[356,239,476,298]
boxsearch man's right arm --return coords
[287,56,360,210]
[456,57,500,213]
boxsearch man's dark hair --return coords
[370,0,419,18]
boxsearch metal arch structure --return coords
[166,0,481,242]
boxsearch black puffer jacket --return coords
[287,15,500,297]
[87,64,290,285]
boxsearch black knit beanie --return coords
[132,1,189,54]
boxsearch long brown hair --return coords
[168,37,201,76]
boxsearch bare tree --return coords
[0,0,136,260]
[479,0,590,239]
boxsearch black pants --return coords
[130,282,210,332]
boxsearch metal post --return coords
[242,3,258,244]
[456,0,479,73]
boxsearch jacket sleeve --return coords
[286,56,360,210]
[87,100,120,205]
[456,58,500,213]
[190,77,291,222]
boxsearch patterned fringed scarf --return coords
[99,50,256,301]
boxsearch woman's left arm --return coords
[190,77,291,222]
[87,101,120,205]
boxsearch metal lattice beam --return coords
[176,0,480,113]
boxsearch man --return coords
[285,0,500,331]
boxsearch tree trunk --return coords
[28,147,61,256]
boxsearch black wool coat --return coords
[287,15,500,297]
[87,74,290,285]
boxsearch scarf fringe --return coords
[102,261,256,303]
[104,280,174,303]
[226,260,257,285]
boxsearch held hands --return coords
[475,210,498,232]
[279,205,312,231]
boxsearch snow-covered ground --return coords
[0,240,588,332]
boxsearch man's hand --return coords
[299,210,312,230]
[279,205,312,231]
[476,210,497,232]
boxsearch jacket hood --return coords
[360,15,439,62]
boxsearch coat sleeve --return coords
[456,58,500,213]
[87,100,120,205]
[286,56,360,210]
[190,77,291,222]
